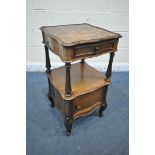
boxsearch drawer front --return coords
[73,40,115,58]
[73,88,103,118]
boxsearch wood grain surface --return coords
[47,62,110,100]
[40,24,121,62]
[40,23,121,46]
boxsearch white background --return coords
[26,0,128,66]
[0,0,155,155]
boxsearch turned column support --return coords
[105,52,115,81]
[44,45,51,72]
[99,52,115,117]
[65,62,72,97]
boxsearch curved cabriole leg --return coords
[64,116,73,136]
[99,52,115,117]
[48,92,54,108]
[47,77,55,108]
[99,106,105,117]
[99,85,108,117]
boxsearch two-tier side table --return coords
[40,23,121,136]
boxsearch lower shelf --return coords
[47,62,110,100]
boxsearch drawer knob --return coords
[45,41,49,46]
[75,105,81,110]
[95,46,100,51]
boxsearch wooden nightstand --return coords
[40,23,121,136]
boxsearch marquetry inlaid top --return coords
[40,23,121,46]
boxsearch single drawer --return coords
[73,40,115,58]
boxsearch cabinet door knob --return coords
[75,105,81,110]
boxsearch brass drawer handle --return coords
[95,46,100,51]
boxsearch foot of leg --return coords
[99,103,107,117]
[99,106,104,117]
[81,59,85,64]
[48,92,54,108]
[64,116,73,136]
